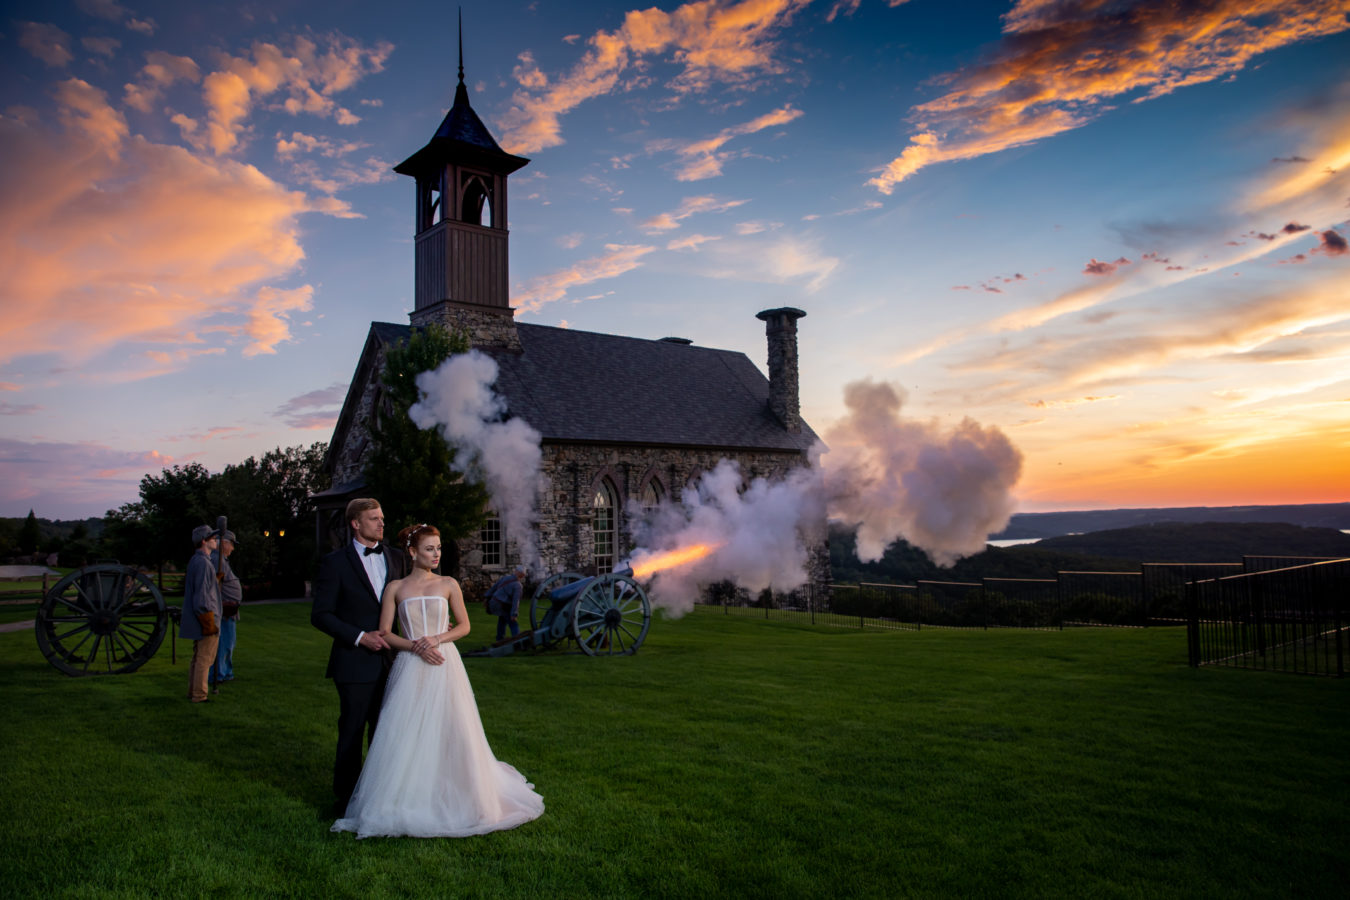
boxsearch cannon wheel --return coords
[529,571,585,634]
[36,564,169,676]
[572,574,651,656]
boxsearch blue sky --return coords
[3,0,1349,520]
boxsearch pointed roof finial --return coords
[457,7,465,86]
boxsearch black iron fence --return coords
[1186,558,1347,677]
[697,556,1348,636]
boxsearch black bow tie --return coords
[363,544,383,557]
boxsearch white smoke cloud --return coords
[624,377,1022,613]
[411,354,1020,607]
[409,350,544,571]
[625,459,826,615]
[819,379,1023,566]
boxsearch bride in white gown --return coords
[332,523,544,838]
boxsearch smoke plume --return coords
[409,350,544,570]
[626,459,826,615]
[819,379,1022,566]
[627,377,1022,611]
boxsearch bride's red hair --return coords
[397,523,440,552]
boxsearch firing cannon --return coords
[471,567,652,657]
[36,564,175,676]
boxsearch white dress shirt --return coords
[353,538,388,647]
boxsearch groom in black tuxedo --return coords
[311,497,407,815]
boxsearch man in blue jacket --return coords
[488,566,527,642]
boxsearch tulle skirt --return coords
[332,644,544,838]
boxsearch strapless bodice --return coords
[397,595,449,641]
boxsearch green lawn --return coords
[0,603,1344,899]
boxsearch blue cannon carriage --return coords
[471,567,652,657]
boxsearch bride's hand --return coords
[416,643,445,665]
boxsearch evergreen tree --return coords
[18,510,41,554]
[363,325,488,561]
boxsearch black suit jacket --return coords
[311,542,407,683]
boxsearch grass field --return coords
[0,602,1345,899]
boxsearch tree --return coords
[103,463,214,567]
[207,443,330,585]
[363,325,489,558]
[18,510,41,555]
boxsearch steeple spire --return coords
[458,8,465,86]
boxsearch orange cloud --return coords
[512,244,656,313]
[242,286,314,356]
[123,50,201,113]
[186,35,393,156]
[638,195,748,232]
[871,0,1350,193]
[0,81,342,372]
[656,104,803,180]
[667,233,721,251]
[498,0,810,155]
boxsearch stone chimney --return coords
[755,307,806,433]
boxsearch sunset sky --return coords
[2,0,1349,521]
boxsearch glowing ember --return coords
[630,543,720,579]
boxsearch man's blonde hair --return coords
[345,498,381,531]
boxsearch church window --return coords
[640,480,663,512]
[461,174,492,227]
[592,480,618,572]
[479,512,502,567]
[418,176,443,231]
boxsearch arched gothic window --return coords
[461,175,492,227]
[640,480,663,513]
[592,479,618,572]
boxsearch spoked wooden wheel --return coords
[529,571,585,633]
[571,574,651,656]
[36,565,168,676]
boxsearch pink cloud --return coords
[1312,228,1349,256]
[513,244,656,313]
[0,437,174,518]
[1082,256,1132,276]
[19,22,74,67]
[275,382,348,430]
[0,81,346,372]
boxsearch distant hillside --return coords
[829,520,1350,585]
[993,503,1350,539]
[1033,521,1350,564]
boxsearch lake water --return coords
[987,538,1041,548]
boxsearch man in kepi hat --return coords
[180,524,222,703]
[209,529,241,693]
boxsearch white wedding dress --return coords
[332,595,544,838]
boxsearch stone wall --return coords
[456,441,832,604]
[330,345,388,488]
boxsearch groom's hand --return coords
[359,631,389,651]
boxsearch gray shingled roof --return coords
[371,322,817,453]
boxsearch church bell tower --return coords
[393,27,529,350]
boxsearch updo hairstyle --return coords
[397,523,440,554]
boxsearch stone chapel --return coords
[316,64,829,600]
